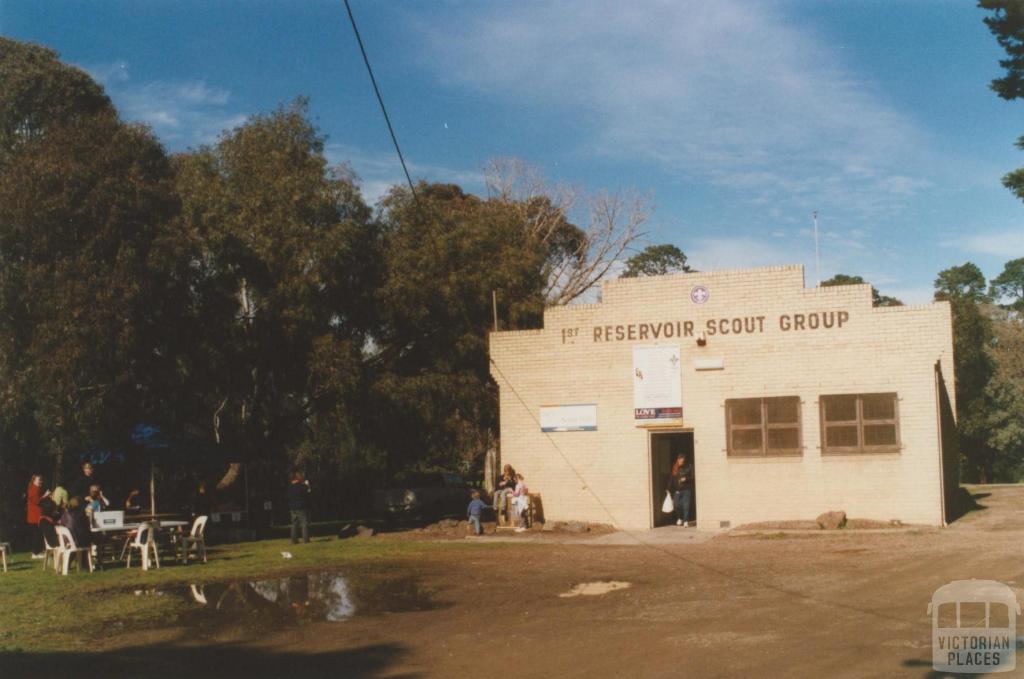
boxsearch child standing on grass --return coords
[467,491,486,535]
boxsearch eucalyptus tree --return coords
[370,182,557,474]
[0,39,180,531]
[171,100,378,481]
[934,263,996,480]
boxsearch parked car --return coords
[373,472,473,522]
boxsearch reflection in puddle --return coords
[245,572,355,621]
[178,571,436,632]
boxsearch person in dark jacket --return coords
[70,462,100,501]
[492,464,517,517]
[59,497,92,549]
[668,453,694,527]
[287,471,311,544]
[191,482,214,520]
[37,497,61,551]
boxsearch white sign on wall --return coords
[540,404,598,432]
[633,344,682,422]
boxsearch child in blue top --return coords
[467,491,486,535]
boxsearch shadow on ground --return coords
[0,642,417,679]
[945,487,990,524]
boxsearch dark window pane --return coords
[960,602,986,629]
[864,424,897,447]
[823,396,857,422]
[732,429,763,452]
[937,602,957,629]
[766,398,799,424]
[990,603,1010,628]
[730,399,762,426]
[862,393,896,421]
[826,425,859,448]
[767,427,799,451]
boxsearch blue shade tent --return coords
[129,424,236,514]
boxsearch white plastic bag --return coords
[661,491,674,514]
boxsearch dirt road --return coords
[9,485,1024,678]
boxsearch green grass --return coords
[0,536,508,653]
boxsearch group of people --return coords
[467,455,694,535]
[23,462,116,558]
[466,464,530,535]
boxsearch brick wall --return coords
[489,265,955,530]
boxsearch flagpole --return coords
[813,211,821,286]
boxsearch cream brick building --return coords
[489,265,959,530]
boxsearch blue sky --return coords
[3,0,1023,303]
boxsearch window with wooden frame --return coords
[725,397,802,457]
[820,393,900,455]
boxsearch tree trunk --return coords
[484,446,498,495]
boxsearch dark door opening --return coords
[650,431,695,527]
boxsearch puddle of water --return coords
[126,571,440,634]
[559,581,632,598]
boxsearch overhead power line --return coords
[340,2,925,629]
[343,0,417,200]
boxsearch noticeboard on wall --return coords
[540,404,598,432]
[633,344,682,422]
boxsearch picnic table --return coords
[90,519,190,569]
[91,520,188,534]
[126,512,181,521]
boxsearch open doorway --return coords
[650,431,695,527]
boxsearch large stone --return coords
[355,525,376,538]
[816,511,847,530]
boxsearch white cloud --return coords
[82,62,247,149]
[687,236,800,272]
[415,0,931,221]
[884,286,934,305]
[83,61,129,85]
[115,81,246,146]
[944,230,1024,257]
[325,143,485,205]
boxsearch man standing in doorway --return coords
[669,453,694,527]
[288,471,311,544]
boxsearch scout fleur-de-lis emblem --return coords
[670,354,679,368]
[690,285,710,304]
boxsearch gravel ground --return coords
[5,484,1022,678]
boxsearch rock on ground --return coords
[816,511,847,530]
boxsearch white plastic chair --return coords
[180,516,208,564]
[125,521,160,571]
[54,525,93,575]
[42,534,62,573]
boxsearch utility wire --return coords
[342,0,912,629]
[343,0,417,200]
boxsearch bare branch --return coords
[484,157,648,306]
